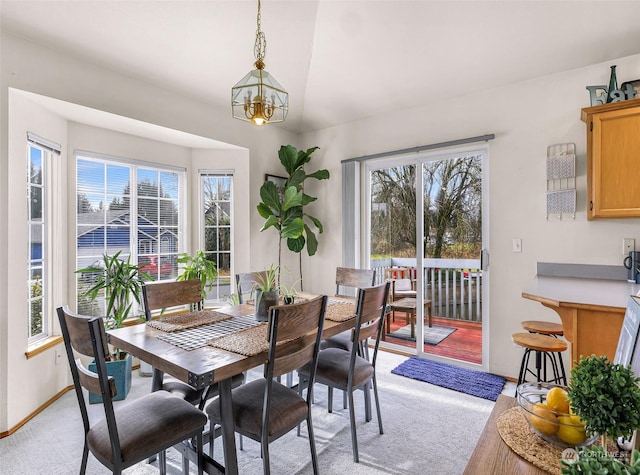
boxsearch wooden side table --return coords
[386,297,433,339]
[464,395,547,475]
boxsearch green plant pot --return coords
[88,353,132,404]
[255,290,279,322]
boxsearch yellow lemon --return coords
[546,387,570,414]
[529,402,559,435]
[557,415,587,445]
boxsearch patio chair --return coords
[298,282,390,463]
[206,295,328,475]
[56,306,207,475]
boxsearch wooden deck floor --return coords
[382,314,483,364]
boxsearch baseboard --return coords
[0,384,74,439]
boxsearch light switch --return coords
[512,238,522,253]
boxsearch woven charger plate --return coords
[147,309,232,332]
[326,303,356,322]
[497,406,563,474]
[208,324,268,356]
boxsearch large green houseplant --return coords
[76,251,151,402]
[257,145,329,287]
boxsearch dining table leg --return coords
[218,377,238,475]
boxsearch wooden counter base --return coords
[522,276,637,365]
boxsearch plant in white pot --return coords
[75,251,151,402]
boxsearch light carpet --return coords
[1,351,501,474]
[392,356,507,402]
[388,324,456,345]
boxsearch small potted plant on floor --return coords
[76,251,151,402]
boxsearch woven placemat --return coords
[326,302,356,322]
[147,309,232,332]
[497,406,563,474]
[208,323,269,356]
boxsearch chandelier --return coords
[231,0,288,125]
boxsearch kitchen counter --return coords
[522,275,640,364]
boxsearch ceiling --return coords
[3,1,640,135]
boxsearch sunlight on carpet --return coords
[391,356,506,401]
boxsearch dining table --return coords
[107,294,357,475]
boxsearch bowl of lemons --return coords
[517,382,598,448]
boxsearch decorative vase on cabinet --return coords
[581,97,640,220]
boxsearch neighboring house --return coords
[77,210,178,260]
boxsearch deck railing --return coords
[371,258,482,322]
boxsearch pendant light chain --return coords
[254,0,266,64]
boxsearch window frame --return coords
[200,171,234,305]
[75,151,186,316]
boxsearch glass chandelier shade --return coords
[231,60,288,125]
[231,0,288,126]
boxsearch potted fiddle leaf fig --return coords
[75,251,151,402]
[257,145,329,287]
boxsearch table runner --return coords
[156,315,259,350]
[147,309,232,332]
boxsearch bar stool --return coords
[512,332,568,389]
[520,320,566,387]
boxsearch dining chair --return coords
[142,279,245,410]
[56,306,207,475]
[206,295,328,475]
[325,267,377,351]
[235,270,268,304]
[297,282,390,463]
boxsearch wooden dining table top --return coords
[107,295,355,390]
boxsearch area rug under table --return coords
[388,324,456,345]
[391,356,506,401]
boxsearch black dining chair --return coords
[57,305,207,475]
[323,267,377,352]
[298,282,390,463]
[142,279,245,410]
[206,295,328,475]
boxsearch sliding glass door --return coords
[365,145,488,366]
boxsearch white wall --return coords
[301,54,640,377]
[5,92,69,431]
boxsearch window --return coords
[201,172,233,304]
[76,154,184,315]
[27,134,60,344]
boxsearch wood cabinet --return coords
[581,97,640,219]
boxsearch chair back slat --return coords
[235,271,268,304]
[336,267,376,297]
[265,296,327,379]
[353,282,390,345]
[77,358,116,397]
[142,279,202,319]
